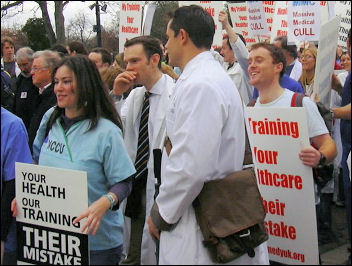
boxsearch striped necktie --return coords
[134,91,150,180]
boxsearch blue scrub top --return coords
[33,107,136,251]
[1,107,33,252]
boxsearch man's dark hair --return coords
[168,5,215,50]
[49,55,122,133]
[125,36,163,69]
[251,43,287,78]
[223,33,246,50]
[274,36,298,59]
[91,47,112,66]
[67,41,88,55]
[50,44,68,58]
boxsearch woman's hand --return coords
[11,198,17,217]
[73,196,110,236]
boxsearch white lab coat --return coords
[120,73,175,265]
[156,51,269,265]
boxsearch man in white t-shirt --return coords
[248,43,337,177]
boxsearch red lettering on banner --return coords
[236,22,248,27]
[277,30,287,36]
[264,6,274,13]
[294,28,314,36]
[236,6,246,12]
[204,7,215,17]
[277,8,287,15]
[262,198,286,216]
[267,17,273,23]
[257,168,303,190]
[264,220,297,240]
[239,15,247,21]
[281,20,287,27]
[254,147,278,164]
[127,16,134,24]
[262,1,274,5]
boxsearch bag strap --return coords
[248,98,257,107]
[290,92,305,107]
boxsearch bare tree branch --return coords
[1,1,23,11]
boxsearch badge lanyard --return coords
[58,122,73,162]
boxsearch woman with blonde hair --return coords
[299,44,318,98]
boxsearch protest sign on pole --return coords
[313,16,341,109]
[263,1,275,33]
[334,1,351,50]
[245,107,319,265]
[271,1,330,44]
[15,163,89,265]
[119,1,143,53]
[228,2,256,46]
[178,1,223,47]
[142,3,157,36]
[247,1,270,38]
[270,1,288,43]
[287,1,321,44]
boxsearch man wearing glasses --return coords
[27,50,60,152]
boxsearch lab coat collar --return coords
[178,51,213,81]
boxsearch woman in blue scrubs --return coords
[32,55,136,264]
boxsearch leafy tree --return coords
[22,18,50,51]
[150,1,178,45]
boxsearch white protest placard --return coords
[15,163,89,265]
[334,1,351,49]
[271,1,330,44]
[313,16,341,109]
[288,1,321,44]
[228,2,256,46]
[119,1,143,53]
[270,1,288,43]
[247,1,270,38]
[178,1,224,47]
[246,107,319,265]
[263,1,276,32]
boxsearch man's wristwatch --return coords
[318,152,327,167]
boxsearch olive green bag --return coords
[193,131,268,263]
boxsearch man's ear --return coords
[275,62,283,75]
[179,29,189,46]
[150,53,161,67]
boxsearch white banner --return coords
[313,16,341,109]
[247,1,270,37]
[334,1,351,49]
[178,1,224,47]
[246,107,319,265]
[15,163,89,265]
[228,2,256,45]
[271,1,330,44]
[288,1,321,43]
[119,1,143,53]
[263,1,276,33]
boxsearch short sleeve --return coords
[303,98,329,138]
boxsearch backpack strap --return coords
[248,98,257,107]
[291,92,305,107]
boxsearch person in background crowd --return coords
[1,66,14,112]
[274,36,302,81]
[15,55,136,265]
[331,28,351,265]
[100,64,124,92]
[337,52,351,86]
[112,35,175,265]
[114,52,127,70]
[27,50,60,152]
[147,5,268,264]
[13,47,39,131]
[335,45,343,70]
[1,36,21,92]
[218,10,253,104]
[1,107,33,265]
[299,44,318,98]
[50,44,69,58]
[66,40,88,56]
[89,47,112,72]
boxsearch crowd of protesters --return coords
[1,4,351,265]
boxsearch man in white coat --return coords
[147,5,269,265]
[112,36,175,265]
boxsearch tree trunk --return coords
[54,1,66,44]
[36,1,57,46]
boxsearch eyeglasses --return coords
[31,66,48,73]
[301,55,314,60]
